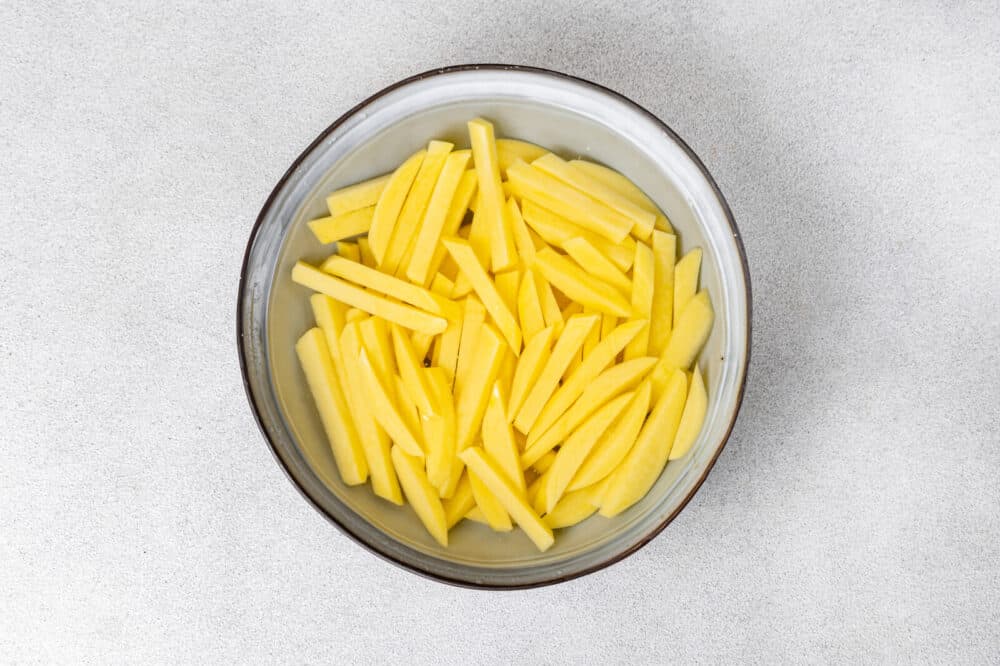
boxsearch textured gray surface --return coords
[2,1,998,663]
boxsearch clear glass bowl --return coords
[238,65,751,588]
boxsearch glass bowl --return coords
[238,65,751,588]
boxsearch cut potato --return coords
[381,140,454,275]
[459,447,554,551]
[600,369,688,517]
[521,199,635,271]
[513,314,599,434]
[534,248,632,316]
[308,206,375,244]
[405,149,473,284]
[673,248,702,327]
[368,149,426,264]
[295,328,368,485]
[469,119,517,273]
[358,348,424,458]
[532,153,656,240]
[648,231,676,355]
[544,391,634,512]
[506,160,632,242]
[338,323,401,503]
[570,381,652,491]
[326,173,391,218]
[443,237,522,354]
[529,319,647,443]
[290,121,716,551]
[624,242,654,360]
[670,365,707,460]
[292,262,446,335]
[391,445,448,546]
[525,356,656,460]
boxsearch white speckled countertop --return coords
[2,1,998,662]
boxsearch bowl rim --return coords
[237,63,752,589]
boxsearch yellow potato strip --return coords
[390,323,436,416]
[320,255,460,320]
[624,242,655,360]
[381,140,454,275]
[508,326,556,423]
[469,119,517,272]
[534,248,632,317]
[517,269,546,341]
[443,238,522,355]
[422,169,478,287]
[563,237,632,295]
[443,472,475,525]
[308,206,375,244]
[506,160,632,242]
[520,199,635,271]
[670,364,707,461]
[662,290,714,371]
[505,197,536,264]
[530,319,647,443]
[648,231,676,355]
[454,296,486,398]
[357,237,377,268]
[424,368,456,491]
[292,262,446,335]
[405,149,472,284]
[295,328,368,485]
[543,483,602,530]
[569,381,652,491]
[391,446,448,546]
[368,149,425,264]
[496,138,548,176]
[339,323,401,504]
[459,447,554,552]
[544,391,634,512]
[358,348,424,458]
[532,153,656,240]
[673,248,702,327]
[482,383,527,494]
[326,173,391,218]
[513,314,599,434]
[468,468,512,531]
[454,324,506,452]
[358,316,396,383]
[526,355,655,458]
[599,369,688,517]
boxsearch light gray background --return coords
[2,1,998,663]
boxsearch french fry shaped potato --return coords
[368,149,425,264]
[662,290,714,370]
[648,231,676,355]
[391,445,448,546]
[358,348,424,458]
[670,365,707,460]
[406,149,473,284]
[496,138,548,176]
[534,248,632,317]
[481,382,526,495]
[673,248,702,327]
[308,206,375,244]
[624,242,655,360]
[543,482,606,530]
[570,381,652,491]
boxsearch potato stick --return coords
[506,160,632,242]
[569,381,652,491]
[357,237,377,268]
[508,326,556,422]
[673,248,702,327]
[563,237,632,295]
[468,465,512,531]
[292,262,446,335]
[406,149,473,284]
[443,238,522,354]
[337,241,360,262]
[358,316,396,384]
[520,199,635,271]
[381,140,454,274]
[469,119,517,272]
[517,269,546,341]
[454,296,486,398]
[513,314,599,434]
[534,248,632,317]
[661,290,714,371]
[454,323,506,452]
[543,483,603,530]
[648,231,676,355]
[482,382,527,494]
[568,160,675,234]
[505,197,536,265]
[390,323,436,416]
[424,368,456,491]
[532,153,656,240]
[391,446,448,546]
[450,204,489,298]
[394,375,423,447]
[670,365,707,460]
[531,450,557,475]
[308,206,375,244]
[443,472,475,524]
[534,268,564,334]
[459,447,554,552]
[368,149,425,264]
[295,328,368,485]
[624,242,655,360]
[339,322,401,504]
[530,319,648,444]
[422,169,478,287]
[496,138,548,176]
[320,255,460,320]
[494,269,520,318]
[527,357,656,458]
[326,173,391,218]
[599,369,687,517]
[358,348,424,458]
